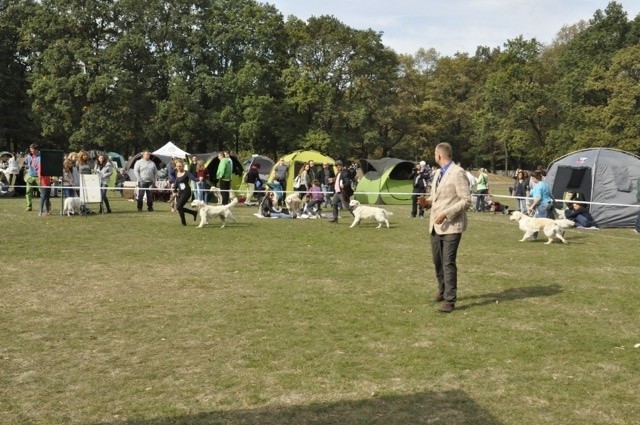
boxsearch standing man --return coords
[273,157,288,192]
[24,143,41,211]
[329,161,354,223]
[216,151,232,205]
[427,143,471,313]
[317,162,335,207]
[134,150,157,212]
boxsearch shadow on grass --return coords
[97,390,503,425]
[457,284,562,311]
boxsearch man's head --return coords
[29,143,39,153]
[142,150,151,160]
[434,143,452,166]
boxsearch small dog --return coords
[509,211,575,244]
[284,193,304,218]
[63,197,82,216]
[191,197,238,228]
[348,199,393,228]
[208,186,223,205]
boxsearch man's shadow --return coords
[457,284,562,311]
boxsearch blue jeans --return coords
[535,202,552,218]
[39,187,51,214]
[321,183,333,205]
[635,210,640,232]
[196,181,208,203]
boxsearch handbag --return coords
[293,175,302,189]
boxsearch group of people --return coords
[21,144,115,215]
[511,167,595,228]
[164,151,235,225]
[256,158,359,222]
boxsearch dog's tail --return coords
[555,218,575,229]
[226,197,239,208]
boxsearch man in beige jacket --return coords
[426,143,472,313]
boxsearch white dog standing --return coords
[191,197,238,228]
[348,199,393,228]
[63,197,82,216]
[510,211,575,244]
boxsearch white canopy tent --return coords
[153,142,189,163]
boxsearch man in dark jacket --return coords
[317,162,336,207]
[329,161,354,223]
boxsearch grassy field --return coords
[1,182,639,425]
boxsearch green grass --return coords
[1,188,639,425]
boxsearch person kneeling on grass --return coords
[564,202,594,228]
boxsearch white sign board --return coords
[80,174,102,203]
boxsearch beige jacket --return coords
[428,163,472,235]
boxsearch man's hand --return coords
[434,212,446,224]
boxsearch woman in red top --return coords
[195,160,209,203]
[39,169,52,216]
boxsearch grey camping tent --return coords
[545,148,640,228]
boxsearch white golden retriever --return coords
[190,197,238,228]
[348,199,393,229]
[509,211,575,244]
[63,197,82,216]
[284,193,304,218]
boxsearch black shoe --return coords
[148,208,155,212]
[107,209,112,214]
[329,218,338,223]
[137,208,142,212]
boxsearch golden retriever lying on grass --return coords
[509,211,575,244]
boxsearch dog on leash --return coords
[284,193,304,218]
[509,211,575,244]
[63,197,83,216]
[190,197,238,228]
[348,199,393,228]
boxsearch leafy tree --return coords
[0,0,39,151]
[550,1,633,154]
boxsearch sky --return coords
[265,1,640,56]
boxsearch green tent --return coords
[354,158,414,205]
[268,150,335,192]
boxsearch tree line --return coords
[1,0,639,170]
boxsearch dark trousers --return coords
[475,189,488,211]
[331,191,350,219]
[99,184,111,212]
[411,190,425,217]
[219,179,231,205]
[137,181,154,210]
[176,189,196,225]
[430,231,462,303]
